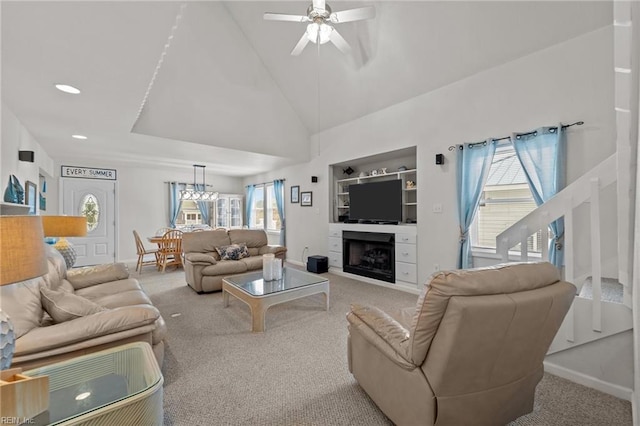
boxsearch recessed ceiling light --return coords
[55,84,81,94]
[72,135,88,140]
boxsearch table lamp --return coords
[41,216,87,269]
[0,216,49,369]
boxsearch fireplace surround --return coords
[343,231,395,283]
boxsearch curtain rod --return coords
[245,178,286,188]
[447,121,584,151]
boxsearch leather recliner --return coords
[347,262,576,426]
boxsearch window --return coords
[471,144,541,253]
[176,200,206,226]
[249,183,282,232]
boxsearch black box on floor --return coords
[307,255,329,273]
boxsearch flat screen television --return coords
[348,179,402,223]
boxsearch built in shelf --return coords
[337,168,417,184]
[0,202,30,215]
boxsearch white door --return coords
[62,179,116,266]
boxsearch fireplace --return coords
[343,231,395,283]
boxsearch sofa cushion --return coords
[240,256,264,271]
[83,290,152,309]
[185,253,218,264]
[202,260,248,276]
[183,230,230,253]
[66,263,129,290]
[75,278,142,300]
[228,229,267,248]
[42,246,67,289]
[0,277,45,338]
[216,243,249,261]
[40,287,106,323]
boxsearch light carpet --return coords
[135,264,632,425]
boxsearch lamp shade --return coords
[0,216,48,286]
[42,216,87,237]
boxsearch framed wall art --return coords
[25,181,37,215]
[301,191,312,207]
[291,185,300,203]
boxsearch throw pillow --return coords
[215,243,250,261]
[40,287,106,323]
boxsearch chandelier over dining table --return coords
[179,165,219,201]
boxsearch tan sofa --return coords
[183,229,286,293]
[1,245,167,370]
[347,262,576,426]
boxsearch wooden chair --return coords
[133,230,159,274]
[157,229,183,273]
[155,227,172,236]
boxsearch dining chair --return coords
[133,230,159,274]
[157,229,184,273]
[155,227,172,236]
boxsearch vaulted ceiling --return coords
[1,1,612,176]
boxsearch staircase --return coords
[495,153,633,352]
[495,1,638,409]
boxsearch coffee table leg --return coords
[251,303,266,333]
[223,289,229,308]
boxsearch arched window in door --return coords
[80,193,100,232]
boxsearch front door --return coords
[62,178,116,266]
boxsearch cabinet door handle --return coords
[402,271,409,275]
[402,252,410,256]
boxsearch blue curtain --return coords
[169,182,184,228]
[273,180,285,246]
[456,140,496,269]
[245,185,256,228]
[511,126,566,268]
[194,184,210,225]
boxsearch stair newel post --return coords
[540,211,550,261]
[590,177,602,332]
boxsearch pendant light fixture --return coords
[179,165,218,201]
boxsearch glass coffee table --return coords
[24,342,163,425]
[222,267,330,332]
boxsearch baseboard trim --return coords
[286,259,305,267]
[543,361,633,401]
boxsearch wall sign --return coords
[61,166,117,181]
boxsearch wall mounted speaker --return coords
[18,151,35,162]
[311,176,318,183]
[435,154,444,165]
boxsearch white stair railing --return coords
[496,153,625,338]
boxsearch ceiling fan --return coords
[264,0,375,56]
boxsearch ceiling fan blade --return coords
[264,13,310,22]
[291,33,310,56]
[330,6,376,24]
[312,0,326,11]
[329,29,352,55]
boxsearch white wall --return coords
[244,27,631,392]
[246,27,616,280]
[1,103,55,211]
[52,160,244,262]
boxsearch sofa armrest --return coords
[16,305,160,355]
[184,253,217,265]
[66,263,130,290]
[259,245,287,256]
[347,303,414,370]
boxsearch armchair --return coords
[347,262,576,425]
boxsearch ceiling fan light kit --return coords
[264,0,375,56]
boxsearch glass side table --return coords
[24,342,163,425]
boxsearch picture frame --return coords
[25,181,37,215]
[301,191,312,207]
[291,185,300,203]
